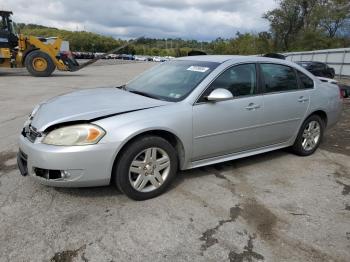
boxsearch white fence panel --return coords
[284,48,350,78]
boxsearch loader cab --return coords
[0,11,18,48]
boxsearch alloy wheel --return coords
[301,120,321,151]
[129,147,171,192]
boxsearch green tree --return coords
[263,0,319,50]
[264,0,350,51]
[317,0,350,38]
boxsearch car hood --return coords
[31,87,170,131]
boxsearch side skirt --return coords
[186,141,293,170]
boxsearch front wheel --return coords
[113,136,178,200]
[25,50,56,77]
[292,115,324,156]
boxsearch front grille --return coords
[22,125,41,143]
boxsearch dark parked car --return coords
[263,53,286,60]
[296,61,335,79]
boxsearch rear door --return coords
[258,63,311,146]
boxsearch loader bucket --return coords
[60,51,80,71]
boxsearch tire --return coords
[113,136,178,200]
[25,50,55,77]
[292,115,324,156]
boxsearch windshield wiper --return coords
[128,90,161,100]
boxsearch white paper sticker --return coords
[187,66,209,73]
[169,93,182,98]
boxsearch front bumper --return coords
[18,134,119,187]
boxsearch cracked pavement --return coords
[0,62,349,262]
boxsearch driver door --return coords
[192,63,264,161]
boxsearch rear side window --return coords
[297,71,314,89]
[260,63,298,93]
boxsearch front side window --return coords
[199,63,257,102]
[125,60,219,102]
[297,71,314,89]
[260,63,298,93]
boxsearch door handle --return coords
[245,103,261,110]
[298,96,309,103]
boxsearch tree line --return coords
[16,0,350,56]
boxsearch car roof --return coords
[176,55,318,80]
[177,55,249,63]
[177,55,299,67]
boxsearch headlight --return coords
[43,124,106,146]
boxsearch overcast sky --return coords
[0,0,277,41]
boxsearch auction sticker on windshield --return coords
[187,66,210,73]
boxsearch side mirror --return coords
[206,88,233,102]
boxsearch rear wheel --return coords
[113,136,178,200]
[292,115,324,156]
[25,50,55,77]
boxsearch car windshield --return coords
[125,60,219,102]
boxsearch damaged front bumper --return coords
[18,133,118,187]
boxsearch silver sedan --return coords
[17,56,343,200]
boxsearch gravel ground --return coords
[321,99,350,156]
[0,61,349,262]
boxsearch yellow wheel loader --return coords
[0,10,141,77]
[0,10,81,77]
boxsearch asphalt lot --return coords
[0,61,349,262]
